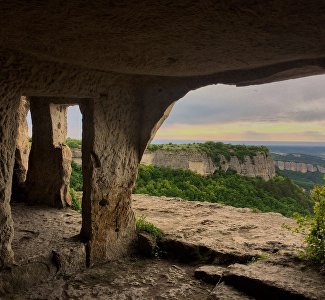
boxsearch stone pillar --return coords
[0,89,20,269]
[25,98,72,208]
[79,84,174,266]
[11,96,30,202]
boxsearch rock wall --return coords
[71,148,82,165]
[218,153,276,180]
[141,150,216,176]
[274,160,325,173]
[11,97,30,202]
[141,150,276,180]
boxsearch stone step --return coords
[208,282,254,300]
[223,262,325,300]
[194,265,226,284]
[159,237,255,265]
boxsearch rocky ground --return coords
[2,195,325,299]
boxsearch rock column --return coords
[0,88,20,269]
[11,96,30,201]
[26,98,72,208]
[80,84,174,266]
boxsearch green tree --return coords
[304,185,325,263]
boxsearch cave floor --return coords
[3,195,325,299]
[9,258,213,299]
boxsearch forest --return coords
[68,140,314,217]
[134,165,313,217]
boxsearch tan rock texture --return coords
[132,195,303,260]
[11,96,30,201]
[1,2,324,79]
[142,149,216,176]
[0,86,21,269]
[79,87,176,266]
[275,160,325,174]
[70,148,82,165]
[142,150,276,180]
[5,195,325,299]
[25,99,72,208]
[219,153,275,180]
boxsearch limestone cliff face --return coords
[218,153,276,180]
[274,160,325,173]
[141,149,276,180]
[141,150,216,176]
[72,147,276,180]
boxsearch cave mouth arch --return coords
[7,71,324,270]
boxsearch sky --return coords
[154,74,325,143]
[28,74,325,143]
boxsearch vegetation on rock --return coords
[134,165,313,217]
[136,215,162,240]
[147,141,269,163]
[305,185,325,264]
[70,160,83,191]
[66,137,82,149]
[290,184,325,264]
[277,169,324,192]
[70,188,81,212]
[68,139,312,217]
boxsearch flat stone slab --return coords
[133,194,304,260]
[224,260,325,300]
[194,265,226,284]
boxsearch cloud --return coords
[162,74,325,126]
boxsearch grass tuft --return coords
[136,216,162,240]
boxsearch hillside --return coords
[67,140,313,217]
[271,152,325,191]
[134,165,313,217]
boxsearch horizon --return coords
[63,137,325,147]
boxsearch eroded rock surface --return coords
[194,265,226,284]
[25,99,72,208]
[275,160,325,174]
[133,194,303,261]
[224,259,325,299]
[0,203,85,295]
[9,259,212,300]
[3,195,325,299]
[11,96,30,202]
[142,149,217,176]
[142,149,276,180]
[208,282,254,300]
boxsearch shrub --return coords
[66,137,82,149]
[70,188,81,212]
[136,215,162,240]
[70,160,83,191]
[304,185,325,264]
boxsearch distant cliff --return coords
[272,153,325,174]
[274,160,325,174]
[141,143,276,180]
[70,142,276,180]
